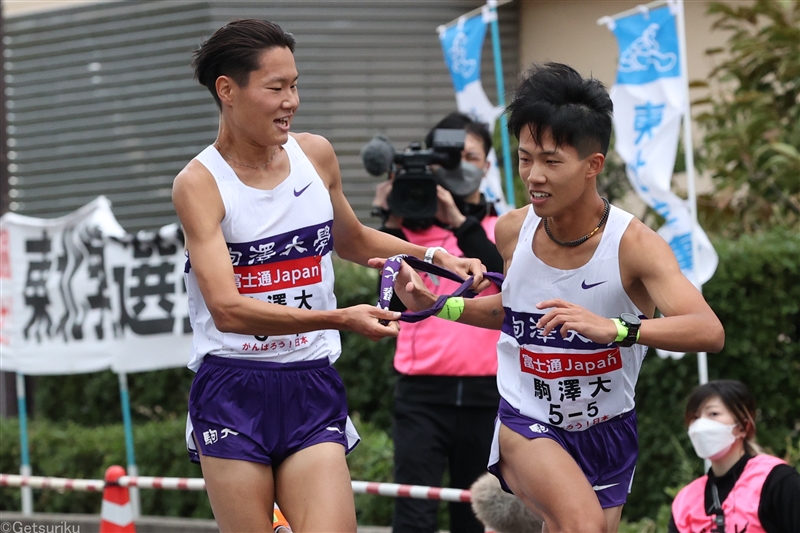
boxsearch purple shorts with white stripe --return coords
[489,398,638,508]
[187,355,359,466]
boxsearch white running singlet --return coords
[185,136,341,371]
[496,204,648,431]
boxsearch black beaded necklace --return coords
[543,197,610,247]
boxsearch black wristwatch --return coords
[614,313,641,347]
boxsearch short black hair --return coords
[506,62,613,158]
[192,19,296,109]
[425,112,493,157]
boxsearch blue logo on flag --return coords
[612,5,680,85]
[439,15,487,92]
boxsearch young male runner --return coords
[172,19,485,533]
[388,62,724,533]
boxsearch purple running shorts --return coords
[488,398,638,508]
[187,355,359,465]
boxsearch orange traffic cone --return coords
[273,502,291,532]
[99,465,136,533]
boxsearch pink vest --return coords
[394,219,500,376]
[672,454,787,533]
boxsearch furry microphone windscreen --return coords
[470,473,543,533]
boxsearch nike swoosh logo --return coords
[325,426,344,434]
[294,182,312,197]
[592,483,619,491]
[581,280,607,289]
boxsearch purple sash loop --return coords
[378,255,504,323]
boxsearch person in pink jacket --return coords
[373,113,503,533]
[670,380,800,533]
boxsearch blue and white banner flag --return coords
[439,7,509,214]
[606,2,717,286]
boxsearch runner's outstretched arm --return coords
[300,132,489,289]
[385,206,527,330]
[174,160,401,340]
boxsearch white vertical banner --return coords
[0,196,192,375]
[605,2,718,291]
[0,197,125,373]
[438,8,509,214]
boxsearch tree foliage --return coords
[694,0,800,235]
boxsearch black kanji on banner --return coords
[23,224,116,344]
[83,225,112,339]
[113,230,188,336]
[53,225,113,341]
[23,230,53,342]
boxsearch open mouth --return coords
[530,191,551,200]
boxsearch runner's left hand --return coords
[431,250,490,292]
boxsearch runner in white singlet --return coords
[388,63,724,533]
[172,20,487,533]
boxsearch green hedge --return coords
[0,417,212,517]
[6,229,799,524]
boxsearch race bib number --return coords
[517,347,625,431]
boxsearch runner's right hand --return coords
[340,304,401,340]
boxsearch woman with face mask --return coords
[668,380,800,533]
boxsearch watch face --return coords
[620,312,641,326]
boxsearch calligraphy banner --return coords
[607,3,717,286]
[438,7,509,214]
[0,197,191,375]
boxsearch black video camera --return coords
[361,129,465,219]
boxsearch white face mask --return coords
[687,417,739,460]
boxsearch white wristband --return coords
[423,246,447,286]
[424,246,447,264]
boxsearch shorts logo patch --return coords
[592,483,619,491]
[221,428,239,438]
[203,429,218,445]
[325,426,344,434]
[528,423,549,434]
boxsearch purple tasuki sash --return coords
[377,254,504,323]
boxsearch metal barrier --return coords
[1,472,472,503]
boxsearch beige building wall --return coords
[517,0,729,201]
[517,0,729,89]
[2,0,110,16]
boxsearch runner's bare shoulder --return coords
[292,132,335,160]
[291,132,338,186]
[172,159,224,225]
[495,206,529,260]
[620,217,678,269]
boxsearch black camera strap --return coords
[377,254,503,323]
[709,482,726,533]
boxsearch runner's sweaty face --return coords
[222,46,299,148]
[517,127,602,218]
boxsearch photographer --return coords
[371,113,502,533]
